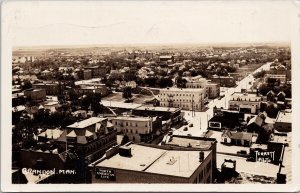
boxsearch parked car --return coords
[189,123,193,127]
[183,127,188,131]
[246,157,256,162]
[218,95,225,100]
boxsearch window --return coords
[136,123,138,127]
[126,122,128,126]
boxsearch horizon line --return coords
[13,41,291,50]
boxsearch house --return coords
[274,110,291,132]
[266,90,276,102]
[221,130,258,147]
[277,91,286,102]
[246,113,265,133]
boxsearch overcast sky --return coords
[3,1,293,47]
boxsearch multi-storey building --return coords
[32,82,62,95]
[84,66,107,78]
[56,117,117,164]
[228,92,261,114]
[186,76,220,99]
[111,116,161,143]
[23,89,46,101]
[89,143,214,183]
[159,88,207,111]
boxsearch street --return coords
[172,62,272,137]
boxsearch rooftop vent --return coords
[199,151,204,162]
[119,146,132,157]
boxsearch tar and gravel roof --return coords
[96,144,210,178]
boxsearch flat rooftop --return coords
[165,136,215,150]
[102,100,142,109]
[112,116,152,122]
[231,92,260,98]
[134,105,180,113]
[67,117,107,129]
[160,88,205,92]
[275,111,291,123]
[96,144,210,178]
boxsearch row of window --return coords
[161,103,201,109]
[123,128,149,134]
[193,160,212,184]
[160,93,203,97]
[231,98,260,102]
[114,121,149,127]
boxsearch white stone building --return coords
[159,88,207,111]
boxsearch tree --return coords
[123,87,132,100]
[22,80,32,90]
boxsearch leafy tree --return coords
[123,87,132,100]
[22,80,32,90]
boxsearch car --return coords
[183,127,188,131]
[246,157,256,162]
[124,98,133,103]
[237,150,247,155]
[218,95,225,100]
[189,123,193,127]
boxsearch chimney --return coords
[199,151,204,162]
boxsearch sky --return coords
[2,1,294,47]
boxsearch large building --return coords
[24,89,46,101]
[111,116,161,143]
[32,82,62,95]
[210,75,236,87]
[264,74,287,84]
[206,82,220,99]
[89,143,214,183]
[84,66,107,78]
[56,117,117,164]
[228,92,261,114]
[74,79,109,96]
[132,106,183,127]
[159,88,207,111]
[185,76,220,99]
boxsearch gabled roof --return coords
[277,91,286,97]
[266,90,275,96]
[222,130,255,141]
[66,130,77,138]
[247,115,263,127]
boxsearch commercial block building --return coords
[228,92,261,114]
[32,82,62,95]
[186,76,220,99]
[159,88,207,111]
[24,89,46,101]
[89,143,213,183]
[111,116,161,143]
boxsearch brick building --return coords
[89,143,214,183]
